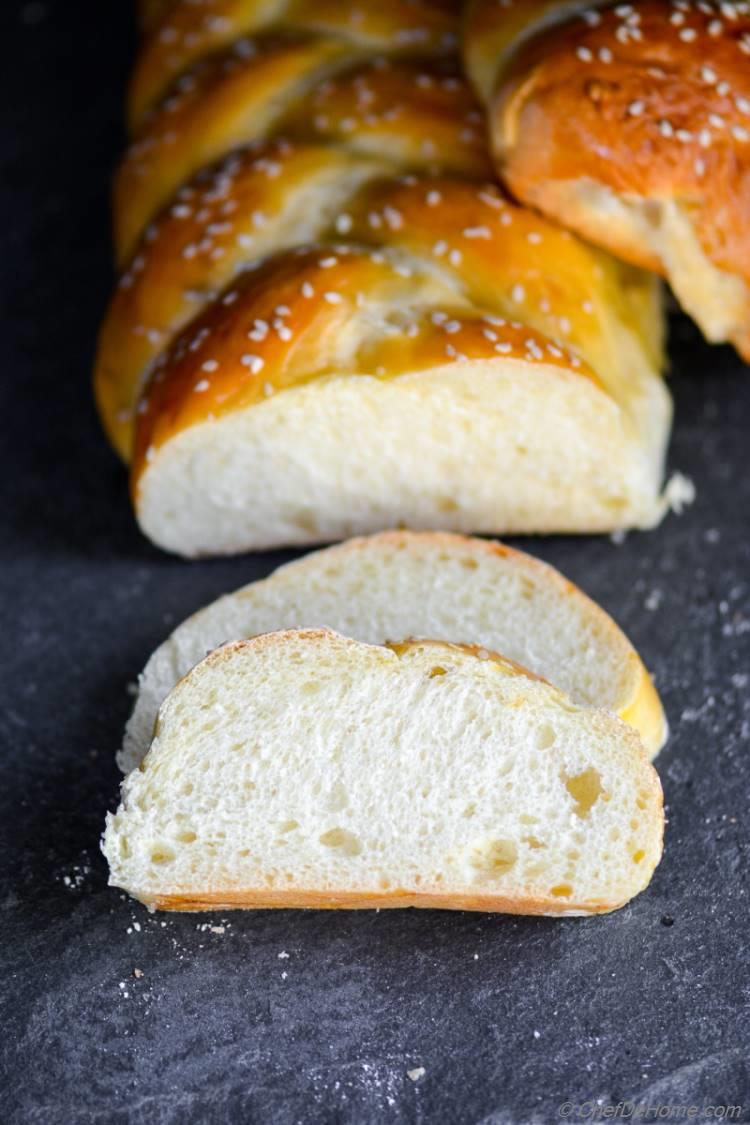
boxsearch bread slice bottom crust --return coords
[144,888,626,916]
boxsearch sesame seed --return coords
[240,354,264,374]
[383,206,403,230]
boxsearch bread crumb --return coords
[533,1030,541,1039]
[407,1067,425,1082]
[664,472,695,514]
[278,950,290,959]
[133,968,144,979]
[60,863,90,890]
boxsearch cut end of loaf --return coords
[132,355,670,557]
[104,630,664,917]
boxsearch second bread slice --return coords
[121,531,666,772]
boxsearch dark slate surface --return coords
[1,3,749,1122]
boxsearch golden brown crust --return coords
[116,47,491,263]
[116,36,349,263]
[100,158,652,459]
[465,0,750,358]
[141,887,621,914]
[617,656,668,758]
[97,140,386,457]
[130,0,460,126]
[129,244,601,488]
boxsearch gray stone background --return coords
[1,2,748,1122]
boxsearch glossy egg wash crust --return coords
[96,0,674,555]
[465,0,750,360]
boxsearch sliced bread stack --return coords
[104,532,666,916]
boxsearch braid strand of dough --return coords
[464,0,750,360]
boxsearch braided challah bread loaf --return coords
[96,0,672,556]
[464,0,750,361]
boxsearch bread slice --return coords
[121,531,667,774]
[103,630,664,915]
